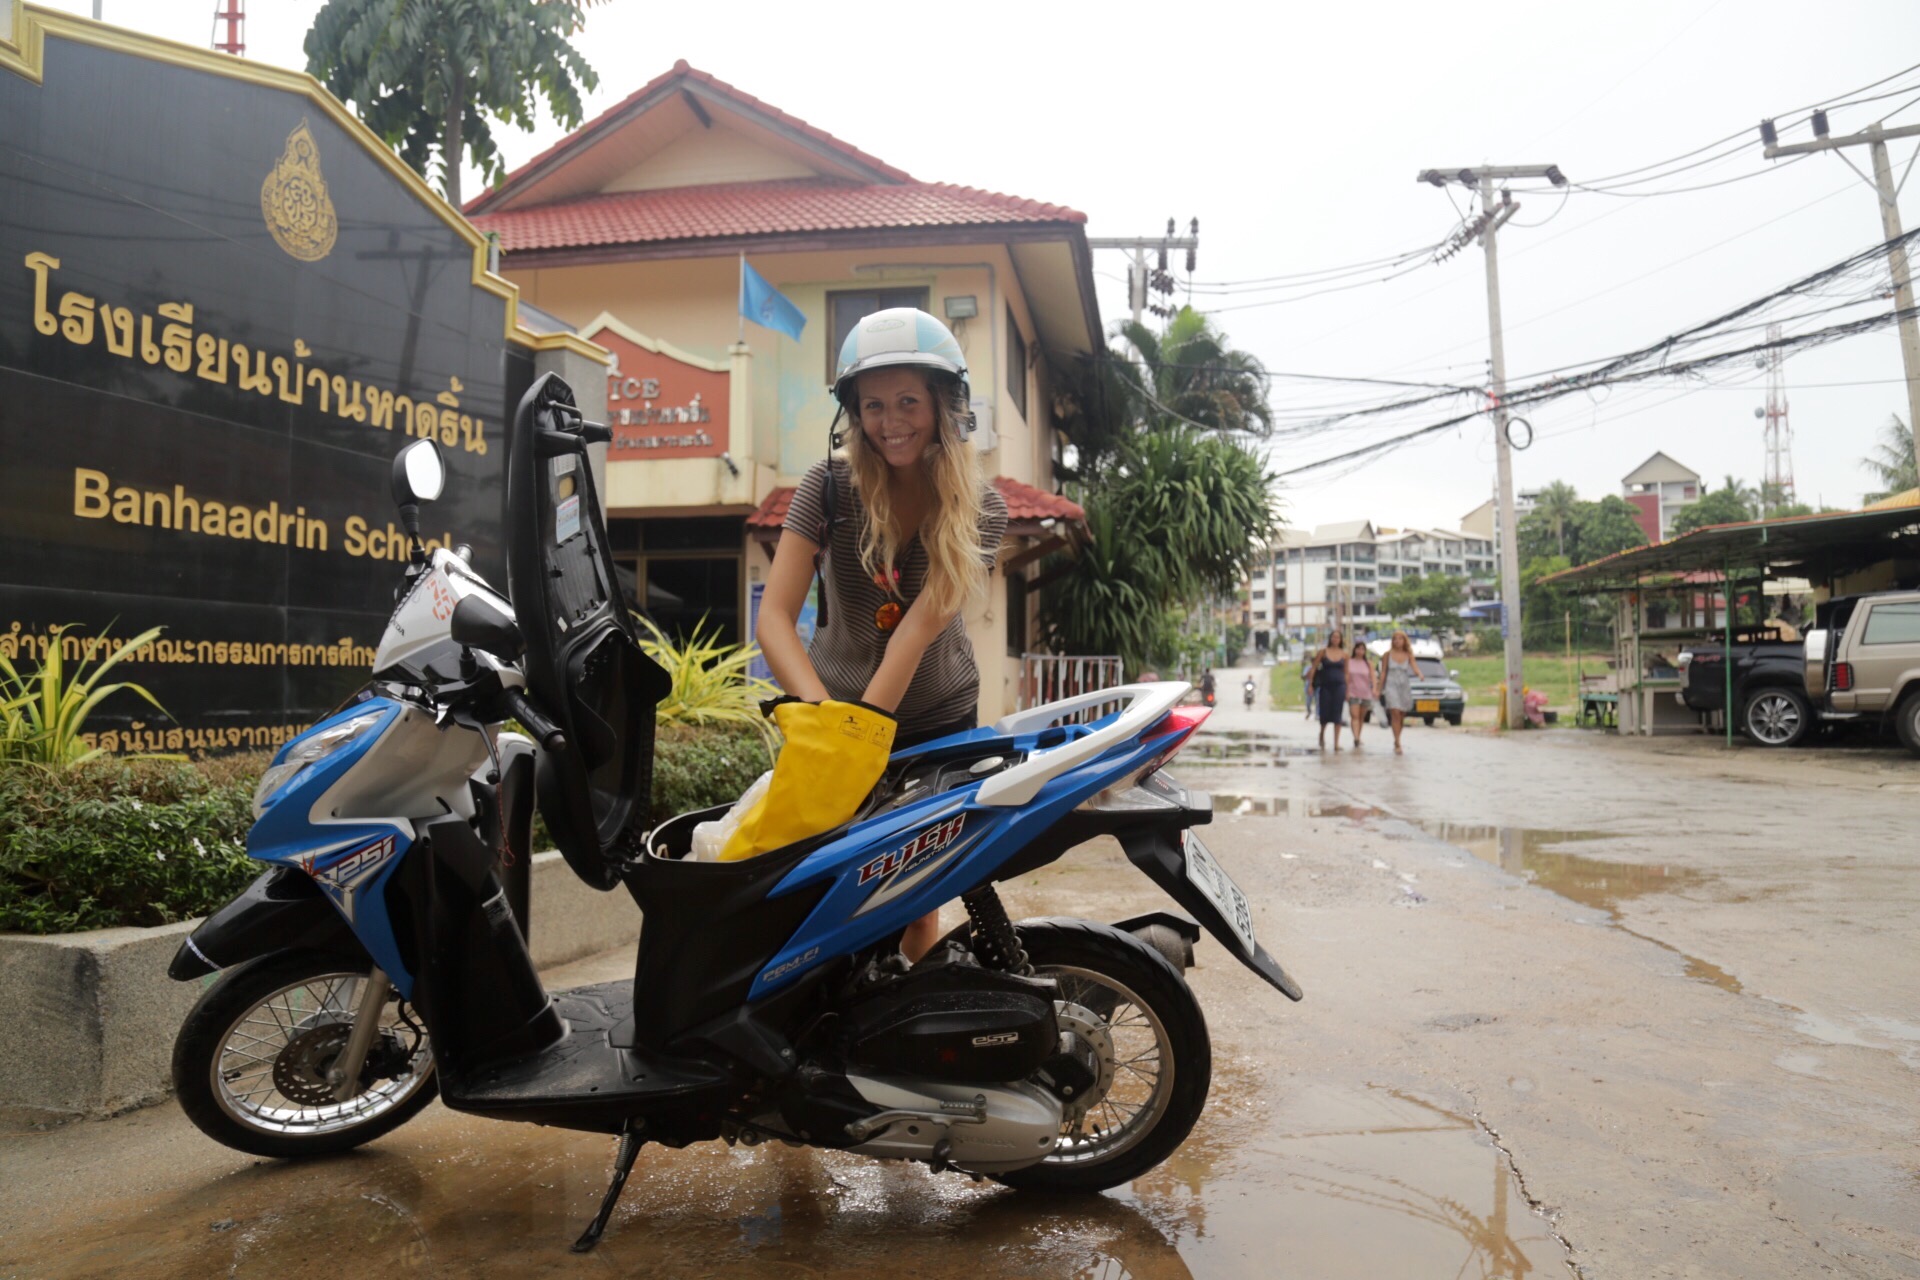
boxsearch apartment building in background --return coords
[1242,519,1496,647]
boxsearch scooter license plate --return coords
[1182,830,1255,956]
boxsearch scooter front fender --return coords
[167,867,365,980]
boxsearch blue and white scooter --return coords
[167,374,1302,1251]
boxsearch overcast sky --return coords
[47,0,1920,533]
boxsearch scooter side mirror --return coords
[390,440,446,564]
[391,439,446,507]
[451,594,525,663]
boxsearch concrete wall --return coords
[0,851,638,1118]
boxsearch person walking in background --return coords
[1299,650,1315,721]
[1345,643,1377,748]
[1379,629,1418,754]
[1310,628,1350,751]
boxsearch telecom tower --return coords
[212,1,244,56]
[1757,321,1795,515]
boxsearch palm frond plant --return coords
[0,624,181,770]
[632,614,780,748]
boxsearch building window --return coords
[1006,306,1029,421]
[827,287,930,384]
[1252,589,1266,599]
[1253,610,1267,621]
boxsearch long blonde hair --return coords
[841,374,987,619]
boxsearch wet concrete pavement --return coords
[3,692,1916,1278]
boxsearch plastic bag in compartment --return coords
[688,770,773,861]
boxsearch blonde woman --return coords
[758,308,1007,960]
[1380,630,1418,753]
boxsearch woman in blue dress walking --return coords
[1309,628,1351,752]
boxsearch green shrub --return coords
[0,755,270,934]
[0,712,779,932]
[1,624,179,769]
[649,720,774,825]
[634,614,779,747]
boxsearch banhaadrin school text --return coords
[0,2,609,753]
[467,60,1099,724]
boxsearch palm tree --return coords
[1862,414,1917,501]
[1115,308,1274,439]
[305,0,604,207]
[1534,480,1580,557]
[1719,474,1759,510]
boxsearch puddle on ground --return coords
[1410,823,1743,995]
[1209,798,1743,996]
[1123,1080,1562,1278]
[1187,730,1318,764]
[1,1055,1567,1280]
[1210,793,1381,822]
[1790,1010,1920,1070]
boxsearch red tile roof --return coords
[745,477,1085,538]
[745,486,794,530]
[992,476,1087,525]
[472,179,1085,254]
[467,59,912,215]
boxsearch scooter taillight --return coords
[1144,706,1210,759]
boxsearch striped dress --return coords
[782,459,1008,733]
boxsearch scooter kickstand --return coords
[571,1127,644,1253]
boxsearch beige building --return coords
[469,62,1095,719]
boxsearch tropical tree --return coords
[1572,495,1650,563]
[1861,414,1917,501]
[1672,478,1755,535]
[305,0,604,206]
[1041,427,1277,671]
[1040,308,1281,674]
[1533,480,1580,557]
[1380,573,1465,634]
[1112,310,1275,439]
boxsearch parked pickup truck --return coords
[1680,591,1920,752]
[1678,626,1808,745]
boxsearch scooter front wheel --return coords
[172,950,437,1158]
[992,919,1211,1194]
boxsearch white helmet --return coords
[832,307,971,432]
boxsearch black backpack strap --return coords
[810,446,846,631]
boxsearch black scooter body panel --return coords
[440,981,735,1138]
[167,868,362,980]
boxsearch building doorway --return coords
[612,516,744,645]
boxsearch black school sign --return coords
[0,7,597,756]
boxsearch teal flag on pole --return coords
[739,257,806,341]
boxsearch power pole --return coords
[1416,164,1567,729]
[1764,114,1920,486]
[1089,219,1199,329]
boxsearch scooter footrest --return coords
[441,981,732,1133]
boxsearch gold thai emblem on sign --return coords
[260,120,338,262]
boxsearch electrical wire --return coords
[1272,229,1920,479]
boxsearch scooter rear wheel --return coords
[173,950,437,1158]
[992,919,1210,1194]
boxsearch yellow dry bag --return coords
[718,699,897,862]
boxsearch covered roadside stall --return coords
[1542,504,1920,741]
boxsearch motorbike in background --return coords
[166,374,1302,1251]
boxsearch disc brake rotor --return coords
[272,1022,353,1106]
[1052,1000,1116,1128]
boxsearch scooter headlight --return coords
[252,708,388,818]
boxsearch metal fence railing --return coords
[1017,653,1126,725]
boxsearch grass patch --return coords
[1449,652,1613,710]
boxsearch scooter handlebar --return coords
[503,687,567,753]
